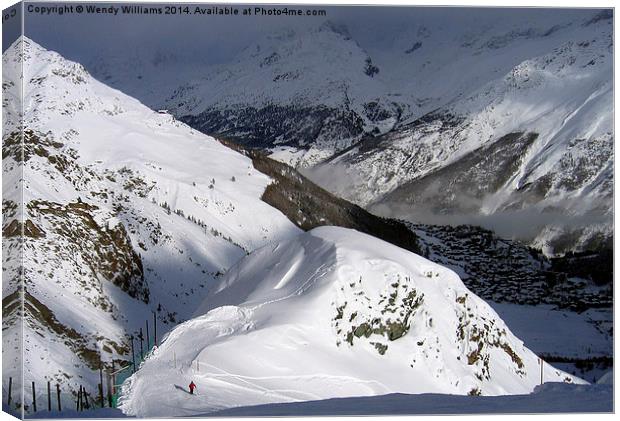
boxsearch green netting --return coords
[111,338,156,407]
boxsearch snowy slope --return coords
[118,227,581,417]
[323,11,613,253]
[80,9,613,253]
[149,21,409,166]
[2,36,300,412]
[210,383,612,416]
[2,28,25,415]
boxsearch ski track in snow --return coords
[118,227,587,417]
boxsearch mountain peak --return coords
[5,35,61,65]
[4,35,91,90]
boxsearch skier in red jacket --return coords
[189,381,196,395]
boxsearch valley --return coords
[1,6,614,417]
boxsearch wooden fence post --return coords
[107,373,112,408]
[146,319,150,350]
[153,311,157,346]
[47,381,51,411]
[7,377,12,408]
[31,381,37,413]
[111,361,115,395]
[131,336,136,373]
[76,386,80,411]
[56,384,61,411]
[83,387,89,409]
[100,363,104,406]
[139,328,144,359]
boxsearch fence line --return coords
[3,313,160,414]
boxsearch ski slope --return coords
[118,227,582,417]
[2,36,300,410]
[211,382,612,416]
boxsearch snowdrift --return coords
[119,227,582,417]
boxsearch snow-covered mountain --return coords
[161,21,407,166]
[1,35,422,414]
[82,9,612,255]
[2,36,301,410]
[119,227,581,417]
[325,10,613,254]
[86,46,210,110]
[2,32,599,417]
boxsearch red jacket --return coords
[189,381,196,392]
